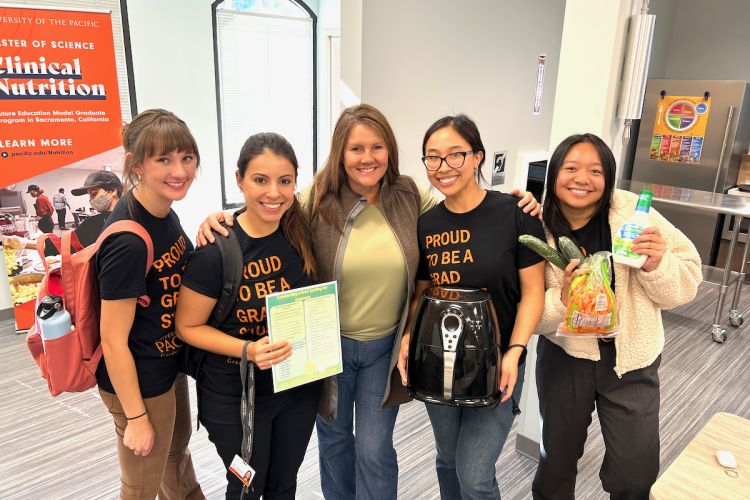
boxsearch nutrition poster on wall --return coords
[266,281,343,392]
[0,5,122,186]
[0,5,125,331]
[648,95,711,164]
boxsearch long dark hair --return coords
[311,104,400,230]
[237,132,316,278]
[422,114,487,183]
[542,133,616,241]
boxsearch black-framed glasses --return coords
[422,151,475,171]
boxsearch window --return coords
[213,0,316,207]
[327,31,341,139]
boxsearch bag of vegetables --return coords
[519,235,619,338]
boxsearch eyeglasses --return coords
[422,151,475,171]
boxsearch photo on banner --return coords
[0,4,129,330]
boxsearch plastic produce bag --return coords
[557,251,618,338]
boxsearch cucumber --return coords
[518,235,567,270]
[558,236,586,264]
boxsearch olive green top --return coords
[300,182,436,340]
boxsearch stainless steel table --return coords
[619,180,750,342]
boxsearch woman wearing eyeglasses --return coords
[398,114,546,500]
[197,105,540,500]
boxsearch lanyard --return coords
[240,340,256,464]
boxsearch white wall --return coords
[126,0,222,241]
[358,0,566,190]
[316,0,341,168]
[341,0,363,105]
[646,0,677,79]
[662,0,750,81]
[648,0,750,82]
[548,0,636,166]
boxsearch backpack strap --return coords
[35,233,60,273]
[67,220,155,309]
[209,225,244,328]
[184,225,243,397]
[69,231,84,252]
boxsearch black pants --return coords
[56,209,67,228]
[38,215,54,233]
[532,336,661,500]
[199,381,322,500]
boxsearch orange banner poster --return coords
[0,5,122,185]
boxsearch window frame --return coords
[211,0,317,209]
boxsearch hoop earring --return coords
[136,173,142,183]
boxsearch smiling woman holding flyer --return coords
[175,132,321,500]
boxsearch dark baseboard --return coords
[0,308,15,323]
[516,433,540,462]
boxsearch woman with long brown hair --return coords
[96,109,204,499]
[176,132,320,499]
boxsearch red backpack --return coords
[26,221,154,396]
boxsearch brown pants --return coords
[99,374,205,500]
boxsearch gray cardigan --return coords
[310,175,421,421]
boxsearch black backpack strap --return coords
[210,225,244,328]
[186,225,245,430]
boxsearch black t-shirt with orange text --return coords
[416,190,545,362]
[182,225,312,396]
[96,196,193,398]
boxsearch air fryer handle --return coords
[443,352,456,400]
[440,309,463,352]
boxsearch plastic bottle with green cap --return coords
[613,189,653,268]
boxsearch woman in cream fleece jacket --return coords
[532,133,702,500]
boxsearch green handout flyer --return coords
[266,281,343,392]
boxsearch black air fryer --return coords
[408,286,500,407]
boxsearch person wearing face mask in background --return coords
[38,171,124,257]
[69,170,124,246]
[2,172,124,256]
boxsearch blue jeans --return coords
[426,362,525,500]
[316,333,399,500]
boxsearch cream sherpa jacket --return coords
[537,189,702,376]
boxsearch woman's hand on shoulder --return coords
[509,188,542,218]
[195,211,234,247]
[247,336,292,370]
[124,414,154,456]
[632,226,666,272]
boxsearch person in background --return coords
[532,133,701,500]
[52,188,71,230]
[70,171,124,246]
[26,185,54,233]
[398,114,545,499]
[4,173,125,257]
[96,109,204,500]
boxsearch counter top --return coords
[618,180,750,218]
